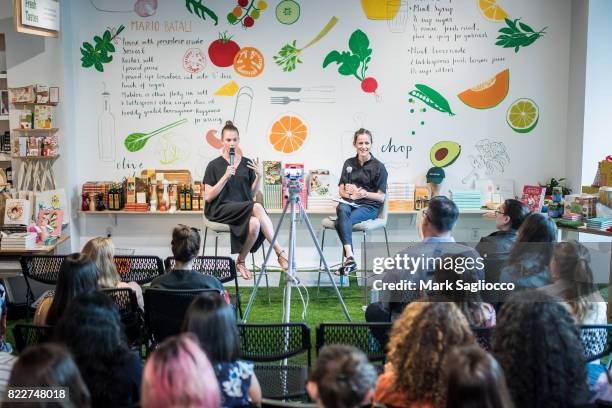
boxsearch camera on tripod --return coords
[284,166,303,195]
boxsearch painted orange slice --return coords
[269,115,308,154]
[233,47,264,77]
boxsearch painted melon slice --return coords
[458,69,509,109]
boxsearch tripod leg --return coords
[316,228,326,298]
[282,197,298,324]
[298,200,351,321]
[363,231,368,305]
[242,198,291,322]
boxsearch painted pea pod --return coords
[409,84,455,116]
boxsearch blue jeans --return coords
[335,203,379,249]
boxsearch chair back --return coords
[113,255,164,284]
[20,255,66,285]
[13,324,53,353]
[378,196,389,223]
[316,323,392,365]
[101,288,143,349]
[580,325,612,362]
[238,323,311,399]
[144,288,223,346]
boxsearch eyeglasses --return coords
[494,210,506,216]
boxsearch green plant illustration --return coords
[322,29,378,94]
[124,119,188,153]
[80,25,125,72]
[186,0,219,25]
[408,84,455,116]
[273,16,338,72]
[496,18,546,53]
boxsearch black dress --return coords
[203,156,265,254]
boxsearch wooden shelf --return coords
[79,210,203,215]
[12,128,59,134]
[12,102,57,106]
[12,155,59,160]
[79,208,488,216]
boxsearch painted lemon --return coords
[360,0,400,20]
[478,0,509,22]
[214,81,239,96]
[506,98,539,133]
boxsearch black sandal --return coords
[335,256,357,276]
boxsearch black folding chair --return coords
[114,255,164,284]
[164,256,244,317]
[13,324,53,353]
[316,322,392,372]
[101,288,145,355]
[144,288,223,351]
[580,324,612,364]
[20,255,66,311]
[238,323,311,400]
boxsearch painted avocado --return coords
[430,141,461,167]
[426,166,445,184]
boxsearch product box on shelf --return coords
[9,85,35,104]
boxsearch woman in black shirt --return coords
[203,121,288,279]
[336,128,388,274]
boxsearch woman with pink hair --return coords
[141,333,221,408]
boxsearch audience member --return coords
[0,281,11,352]
[141,333,221,408]
[443,345,514,408]
[5,343,91,408]
[492,291,588,408]
[151,225,224,291]
[55,292,142,408]
[498,213,557,289]
[82,237,144,309]
[476,199,529,285]
[183,292,262,407]
[374,302,475,408]
[366,196,484,323]
[34,253,99,326]
[307,344,378,408]
[541,240,606,324]
[431,254,496,328]
[0,351,16,397]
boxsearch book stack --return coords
[308,169,333,209]
[451,190,482,210]
[263,161,282,209]
[387,183,415,211]
[586,217,612,231]
[1,232,37,250]
[521,185,546,213]
[562,212,582,221]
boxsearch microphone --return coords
[229,148,235,166]
[346,166,352,185]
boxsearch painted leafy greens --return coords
[80,25,125,72]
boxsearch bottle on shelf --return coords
[185,184,193,211]
[178,183,185,211]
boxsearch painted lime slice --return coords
[276,0,300,25]
[507,98,539,133]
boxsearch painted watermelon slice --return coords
[458,69,509,109]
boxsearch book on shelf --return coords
[0,232,37,250]
[308,169,331,198]
[36,84,49,104]
[34,105,54,129]
[520,185,546,213]
[263,161,282,209]
[36,209,63,237]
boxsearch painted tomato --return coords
[208,32,240,67]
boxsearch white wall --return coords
[582,0,612,186]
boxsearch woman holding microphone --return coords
[335,128,388,275]
[203,121,289,279]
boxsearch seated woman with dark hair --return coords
[142,333,221,408]
[492,291,589,407]
[443,345,514,408]
[374,302,475,408]
[5,343,91,408]
[183,291,261,408]
[307,344,378,408]
[150,224,224,291]
[34,253,99,325]
[430,254,496,328]
[476,199,529,285]
[55,291,142,408]
[499,213,557,289]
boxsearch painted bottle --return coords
[98,84,116,162]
